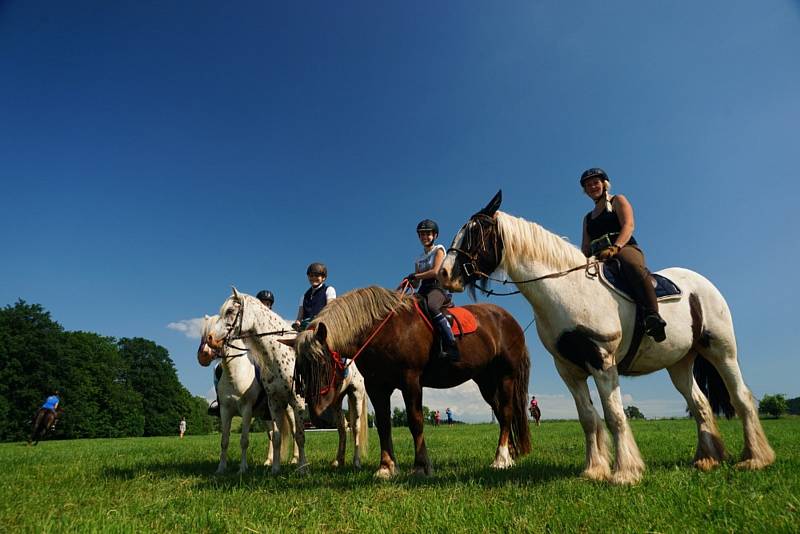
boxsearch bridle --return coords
[447,214,501,284]
[214,297,296,358]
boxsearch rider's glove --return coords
[596,245,619,261]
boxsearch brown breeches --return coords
[616,245,659,314]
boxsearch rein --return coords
[316,280,414,397]
[466,261,601,297]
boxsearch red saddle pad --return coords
[413,301,478,336]
[447,307,478,336]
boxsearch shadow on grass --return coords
[101,454,580,491]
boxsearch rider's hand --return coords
[596,245,619,261]
[291,320,301,331]
[406,272,417,281]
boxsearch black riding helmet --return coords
[580,168,609,187]
[306,262,328,277]
[416,219,439,235]
[256,290,274,305]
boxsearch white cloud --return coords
[167,317,206,339]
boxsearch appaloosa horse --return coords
[205,290,308,474]
[198,314,297,474]
[291,285,531,479]
[439,191,774,484]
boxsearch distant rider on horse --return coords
[580,168,667,342]
[405,219,460,362]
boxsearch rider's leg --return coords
[208,364,222,417]
[617,246,666,342]
[428,289,460,362]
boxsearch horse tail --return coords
[693,354,735,419]
[279,410,293,461]
[357,393,369,459]
[510,344,532,457]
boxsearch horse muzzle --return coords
[196,340,219,367]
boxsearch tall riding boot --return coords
[433,313,460,362]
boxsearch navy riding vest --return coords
[302,284,329,320]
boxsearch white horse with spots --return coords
[440,191,774,485]
[205,290,308,474]
[197,315,297,474]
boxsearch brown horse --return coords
[28,407,61,445]
[290,286,531,478]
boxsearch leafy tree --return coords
[57,331,144,439]
[391,407,407,427]
[787,396,800,415]
[624,405,645,420]
[759,394,788,418]
[118,337,192,436]
[0,300,64,441]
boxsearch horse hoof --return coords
[735,458,772,470]
[374,466,396,480]
[412,466,431,477]
[490,458,515,470]
[609,470,643,485]
[693,458,719,472]
[582,465,611,481]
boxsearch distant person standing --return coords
[446,407,453,426]
[434,410,441,427]
[179,417,187,439]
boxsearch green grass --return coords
[2,418,799,533]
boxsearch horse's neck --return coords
[498,213,605,316]
[244,303,295,370]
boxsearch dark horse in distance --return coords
[28,406,62,445]
[289,286,531,478]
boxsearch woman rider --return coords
[580,168,667,342]
[406,219,460,361]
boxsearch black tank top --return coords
[585,197,637,245]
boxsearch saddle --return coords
[599,260,682,302]
[414,298,479,337]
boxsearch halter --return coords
[449,214,601,297]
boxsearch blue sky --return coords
[2,1,797,421]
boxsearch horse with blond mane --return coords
[440,191,774,485]
[289,285,531,478]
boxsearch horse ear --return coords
[315,322,328,344]
[277,336,297,348]
[231,286,241,300]
[478,190,502,217]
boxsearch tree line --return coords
[0,300,213,442]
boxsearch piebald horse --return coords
[198,315,297,474]
[205,290,308,474]
[440,191,774,485]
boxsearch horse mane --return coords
[496,211,586,272]
[311,286,414,351]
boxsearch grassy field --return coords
[2,417,798,533]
